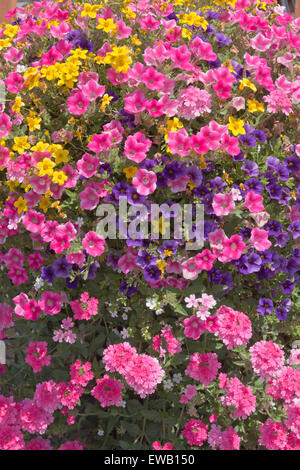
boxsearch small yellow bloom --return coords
[228,116,246,136]
[157,259,167,276]
[52,171,68,186]
[26,116,41,132]
[100,93,113,112]
[96,18,118,34]
[247,99,264,113]
[39,196,51,213]
[12,96,23,114]
[123,166,138,179]
[13,136,31,154]
[37,158,56,177]
[14,196,28,214]
[164,249,172,257]
[239,78,257,92]
[4,24,19,39]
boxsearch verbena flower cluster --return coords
[0,0,299,451]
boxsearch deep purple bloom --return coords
[136,251,157,268]
[265,220,282,236]
[284,156,300,172]
[216,33,232,47]
[52,257,72,278]
[252,130,266,143]
[244,178,263,194]
[163,161,186,180]
[257,298,274,315]
[274,231,290,248]
[41,266,55,283]
[143,264,161,282]
[266,183,282,200]
[281,280,294,294]
[275,307,287,321]
[239,133,256,147]
[288,221,300,239]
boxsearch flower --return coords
[82,231,105,257]
[132,168,157,196]
[91,375,124,407]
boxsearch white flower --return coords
[97,429,104,437]
[110,310,118,318]
[75,217,84,227]
[120,328,129,339]
[173,373,182,384]
[34,277,44,290]
[122,313,128,320]
[16,64,28,73]
[120,400,126,408]
[163,379,174,391]
[155,308,163,316]
[146,298,157,310]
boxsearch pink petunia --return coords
[82,231,105,257]
[132,168,157,196]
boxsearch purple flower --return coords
[288,221,300,239]
[266,156,281,172]
[136,250,157,268]
[216,33,232,47]
[284,156,300,172]
[143,264,161,282]
[252,130,266,143]
[257,298,273,315]
[163,161,186,180]
[186,165,203,185]
[274,231,290,248]
[52,257,72,278]
[281,280,294,294]
[265,220,282,236]
[266,183,282,200]
[239,133,256,147]
[41,266,55,283]
[244,178,263,194]
[275,307,287,321]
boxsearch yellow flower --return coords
[52,171,68,186]
[97,18,117,34]
[37,158,56,177]
[239,78,257,92]
[13,136,31,154]
[81,3,101,18]
[157,259,167,276]
[130,35,141,46]
[4,24,19,39]
[247,99,264,113]
[53,148,69,165]
[100,93,113,112]
[104,46,132,73]
[12,96,23,114]
[14,197,28,214]
[123,166,138,179]
[39,195,51,213]
[182,28,192,40]
[26,116,41,132]
[228,116,246,136]
[164,249,172,257]
[31,141,49,152]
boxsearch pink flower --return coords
[145,99,164,117]
[221,134,240,156]
[0,113,12,138]
[221,377,256,419]
[250,341,284,380]
[70,360,94,387]
[5,72,24,94]
[180,384,197,404]
[0,426,25,450]
[185,352,221,386]
[152,441,173,450]
[190,132,209,154]
[167,129,190,157]
[0,303,14,331]
[222,234,246,260]
[124,131,152,163]
[22,210,45,233]
[88,132,112,153]
[25,437,52,450]
[77,153,99,178]
[123,354,164,398]
[183,316,206,340]
[27,252,44,271]
[177,86,211,119]
[91,374,124,407]
[34,381,61,413]
[67,90,90,115]
[182,418,208,447]
[3,47,23,63]
[58,440,84,450]
[7,266,28,285]
[190,37,217,61]
[132,168,157,196]
[124,90,147,114]
[245,190,265,213]
[82,231,105,257]
[250,227,272,251]
[213,80,232,99]
[23,299,42,321]
[215,306,252,349]
[142,66,165,90]
[38,291,63,316]
[259,420,288,450]
[79,186,100,211]
[152,327,181,357]
[208,424,240,450]
[25,341,51,373]
[0,145,10,168]
[81,80,105,101]
[181,257,201,280]
[212,193,235,216]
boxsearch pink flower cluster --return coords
[152,327,181,357]
[220,375,256,419]
[103,342,164,398]
[181,418,208,447]
[185,352,221,386]
[249,340,284,380]
[70,292,98,320]
[215,305,252,349]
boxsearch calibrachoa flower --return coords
[91,375,124,408]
